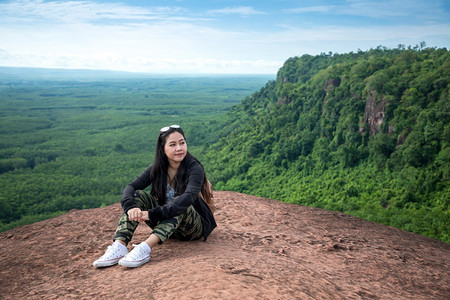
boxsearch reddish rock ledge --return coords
[1,191,449,299]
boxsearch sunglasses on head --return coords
[160,124,181,133]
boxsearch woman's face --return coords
[164,131,187,166]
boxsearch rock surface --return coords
[1,191,449,299]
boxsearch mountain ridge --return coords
[204,47,450,242]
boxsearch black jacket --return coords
[121,157,217,240]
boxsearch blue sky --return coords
[0,0,449,74]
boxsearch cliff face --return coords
[324,78,341,94]
[360,90,388,136]
[1,191,449,299]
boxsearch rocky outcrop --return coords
[360,90,388,136]
[324,78,341,94]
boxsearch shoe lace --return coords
[103,245,119,259]
[128,244,147,259]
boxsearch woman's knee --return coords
[133,190,155,210]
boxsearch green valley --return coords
[0,68,272,231]
[1,45,449,243]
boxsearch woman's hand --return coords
[127,208,149,222]
[139,211,149,222]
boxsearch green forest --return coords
[1,45,449,243]
[202,45,449,243]
[0,69,271,231]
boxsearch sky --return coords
[0,0,449,74]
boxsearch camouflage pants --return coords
[113,190,204,245]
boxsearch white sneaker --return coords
[93,242,128,267]
[118,242,151,268]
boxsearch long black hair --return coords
[150,126,205,204]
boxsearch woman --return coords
[93,125,217,268]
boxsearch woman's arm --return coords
[147,162,204,223]
[121,164,153,214]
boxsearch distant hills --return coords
[0,66,274,80]
[0,66,143,80]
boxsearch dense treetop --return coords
[202,45,449,242]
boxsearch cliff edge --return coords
[0,191,449,299]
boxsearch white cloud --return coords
[344,0,440,18]
[208,6,265,16]
[0,48,281,74]
[285,0,445,19]
[284,5,335,14]
[0,0,448,74]
[0,0,189,24]
[269,24,450,43]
